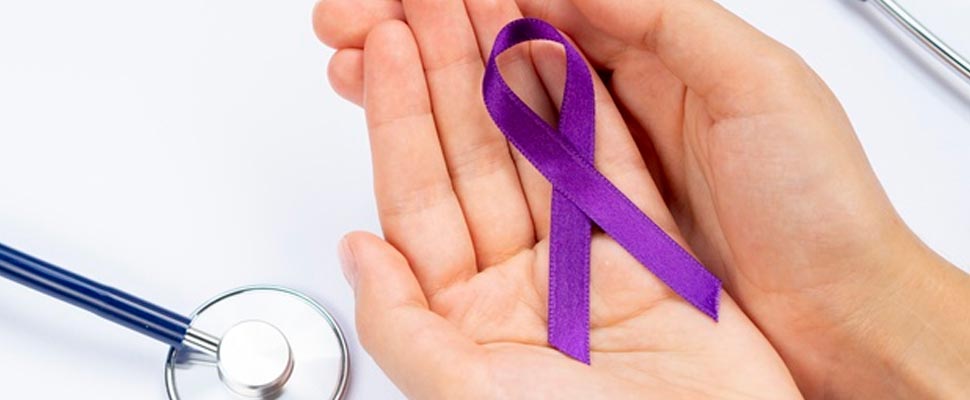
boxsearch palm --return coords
[429,235,796,398]
[638,83,873,318]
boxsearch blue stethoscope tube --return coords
[1,241,349,399]
[0,241,194,349]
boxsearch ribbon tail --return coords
[548,192,592,364]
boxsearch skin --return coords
[316,0,970,398]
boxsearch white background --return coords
[0,0,967,398]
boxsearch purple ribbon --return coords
[483,18,721,364]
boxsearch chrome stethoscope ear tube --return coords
[862,0,970,83]
[0,242,348,399]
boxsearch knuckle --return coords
[759,47,812,82]
[445,138,512,183]
[377,180,456,219]
[312,0,355,47]
[495,45,533,72]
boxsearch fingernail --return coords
[338,236,358,291]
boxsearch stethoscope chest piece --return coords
[165,286,349,399]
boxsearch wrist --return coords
[816,233,970,398]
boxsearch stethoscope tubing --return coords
[0,242,217,354]
[864,0,970,83]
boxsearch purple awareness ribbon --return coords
[483,18,721,364]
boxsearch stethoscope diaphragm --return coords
[165,286,349,399]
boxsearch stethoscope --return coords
[0,242,348,399]
[862,0,970,83]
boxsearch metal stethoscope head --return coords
[0,243,349,399]
[166,286,349,399]
[861,0,970,83]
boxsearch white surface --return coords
[0,0,966,399]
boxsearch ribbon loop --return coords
[483,18,721,364]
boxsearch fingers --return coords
[514,0,630,70]
[363,21,477,296]
[507,0,690,193]
[521,0,812,119]
[464,0,560,239]
[328,48,364,105]
[313,0,404,49]
[338,232,484,399]
[510,0,685,146]
[403,0,535,267]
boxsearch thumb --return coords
[337,232,485,398]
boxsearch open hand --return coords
[327,0,802,398]
[316,0,970,398]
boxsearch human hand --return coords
[316,0,970,398]
[327,0,802,398]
